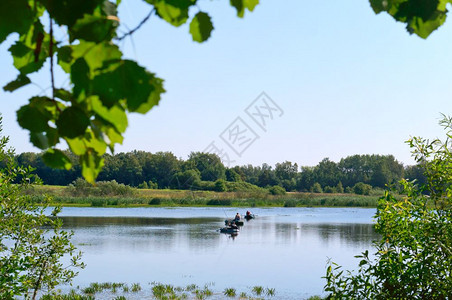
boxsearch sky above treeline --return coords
[1,0,451,168]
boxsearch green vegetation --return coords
[25,184,382,208]
[0,119,84,299]
[14,150,424,198]
[224,287,236,297]
[324,116,452,298]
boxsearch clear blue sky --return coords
[1,0,451,168]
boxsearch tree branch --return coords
[49,16,55,102]
[116,8,155,41]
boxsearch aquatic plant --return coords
[252,286,264,296]
[131,283,142,292]
[223,287,236,297]
[265,287,276,296]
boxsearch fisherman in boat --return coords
[234,213,241,221]
[246,211,251,217]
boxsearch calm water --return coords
[58,207,378,299]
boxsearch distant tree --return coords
[257,164,278,187]
[186,152,225,182]
[174,169,201,189]
[336,181,344,193]
[296,166,315,191]
[237,164,260,185]
[225,168,241,182]
[143,151,181,188]
[313,158,341,188]
[404,163,427,186]
[275,161,298,181]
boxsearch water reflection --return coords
[59,208,379,299]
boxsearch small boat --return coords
[224,219,244,226]
[244,214,255,221]
[220,226,239,234]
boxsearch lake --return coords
[58,207,379,299]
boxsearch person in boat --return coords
[234,213,241,221]
[246,211,251,217]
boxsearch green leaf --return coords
[189,12,214,43]
[57,46,73,73]
[90,96,128,132]
[72,41,123,75]
[3,74,31,92]
[69,15,117,43]
[71,58,91,99]
[370,0,450,38]
[42,149,72,170]
[84,130,107,155]
[0,0,34,43]
[54,88,73,102]
[66,137,87,156]
[80,151,104,183]
[92,60,165,113]
[146,0,194,26]
[56,107,90,138]
[8,21,50,75]
[17,105,49,132]
[30,128,59,149]
[230,0,259,18]
[39,0,103,27]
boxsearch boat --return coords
[224,219,244,226]
[244,213,255,221]
[220,226,239,234]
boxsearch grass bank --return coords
[25,185,382,208]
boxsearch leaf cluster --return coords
[324,115,452,299]
[1,0,259,183]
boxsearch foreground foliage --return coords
[0,0,258,183]
[0,118,84,299]
[324,116,452,299]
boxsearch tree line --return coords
[11,151,426,193]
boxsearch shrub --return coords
[311,182,323,193]
[284,200,297,207]
[324,116,452,299]
[148,198,162,205]
[336,182,344,193]
[268,185,286,195]
[206,199,232,206]
[214,179,227,192]
[352,182,372,195]
[323,186,335,193]
[138,181,148,189]
[0,122,84,299]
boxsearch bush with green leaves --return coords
[0,118,84,299]
[352,182,372,195]
[214,179,227,192]
[324,116,452,299]
[311,182,323,193]
[268,185,286,195]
